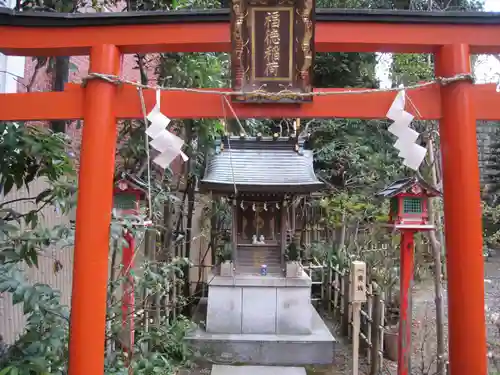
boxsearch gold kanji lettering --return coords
[264,11,281,77]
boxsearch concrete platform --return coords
[211,365,306,375]
[186,306,335,366]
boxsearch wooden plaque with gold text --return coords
[230,0,315,103]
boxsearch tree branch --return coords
[0,197,37,208]
[2,201,51,222]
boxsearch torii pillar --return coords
[69,44,121,375]
[436,44,487,375]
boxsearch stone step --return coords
[236,259,282,266]
[238,260,281,266]
[211,365,306,375]
[238,251,281,257]
[237,260,282,266]
[236,266,282,276]
[238,254,281,262]
[236,265,281,272]
[236,262,282,268]
[238,256,281,261]
[236,262,282,270]
[236,247,282,275]
[237,261,281,268]
[237,252,281,259]
[237,254,281,259]
[237,246,280,253]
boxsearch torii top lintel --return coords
[3,8,500,56]
[2,7,500,121]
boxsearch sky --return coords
[376,0,500,87]
[475,0,500,82]
[485,0,500,11]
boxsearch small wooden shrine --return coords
[200,135,323,275]
[197,135,334,344]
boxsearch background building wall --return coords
[477,121,499,188]
[0,179,73,344]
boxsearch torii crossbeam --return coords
[0,7,492,375]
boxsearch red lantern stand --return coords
[377,178,441,375]
[113,178,147,355]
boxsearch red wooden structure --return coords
[0,7,492,375]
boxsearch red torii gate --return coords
[0,8,494,375]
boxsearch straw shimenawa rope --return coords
[82,72,475,99]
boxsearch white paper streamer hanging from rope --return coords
[386,90,427,171]
[145,90,188,169]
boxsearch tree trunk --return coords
[427,137,446,375]
[338,211,347,253]
[428,137,447,279]
[210,200,218,265]
[161,198,173,261]
[182,120,196,315]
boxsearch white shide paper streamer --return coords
[145,90,189,169]
[386,90,427,171]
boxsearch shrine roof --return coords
[376,177,441,198]
[2,8,500,27]
[113,171,148,194]
[200,136,324,194]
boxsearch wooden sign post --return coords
[351,261,367,375]
[230,0,315,102]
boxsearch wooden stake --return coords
[370,293,383,375]
[352,302,361,375]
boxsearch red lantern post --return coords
[113,178,146,354]
[377,177,441,375]
[121,231,135,352]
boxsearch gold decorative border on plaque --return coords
[297,0,313,91]
[232,0,247,92]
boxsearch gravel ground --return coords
[309,256,500,375]
[305,256,500,375]
[406,256,500,375]
[483,257,500,367]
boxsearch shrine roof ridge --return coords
[2,7,500,27]
[375,176,441,198]
[218,136,305,151]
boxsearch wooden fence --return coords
[303,261,389,375]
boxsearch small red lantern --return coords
[376,177,441,230]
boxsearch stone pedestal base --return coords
[186,306,336,366]
[206,271,312,335]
